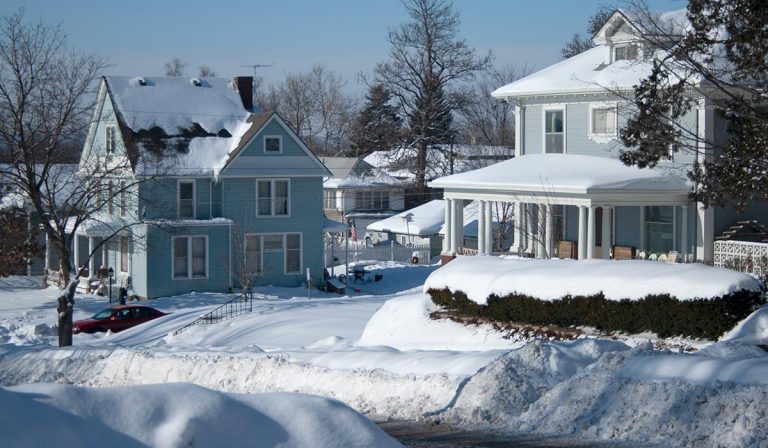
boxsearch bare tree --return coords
[454,63,532,147]
[375,0,492,195]
[268,64,356,155]
[0,10,157,346]
[561,5,615,58]
[197,66,216,77]
[165,57,186,77]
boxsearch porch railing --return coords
[714,240,768,279]
[173,293,253,336]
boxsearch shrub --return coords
[426,288,764,340]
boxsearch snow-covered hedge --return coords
[426,257,765,339]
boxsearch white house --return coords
[432,9,768,264]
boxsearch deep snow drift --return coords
[3,263,768,447]
[1,382,401,448]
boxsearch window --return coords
[355,191,390,210]
[285,233,301,273]
[245,234,262,275]
[591,107,616,135]
[120,181,127,217]
[645,206,674,254]
[178,180,195,219]
[544,109,564,153]
[245,233,301,275]
[324,190,336,209]
[120,237,129,273]
[106,126,115,153]
[264,136,282,153]
[172,236,207,279]
[257,180,289,216]
[108,181,114,215]
[614,44,638,62]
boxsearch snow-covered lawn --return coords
[2,260,768,447]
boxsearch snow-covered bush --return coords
[427,288,764,340]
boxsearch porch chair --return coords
[648,253,658,261]
[658,253,668,262]
[636,251,647,260]
[667,251,679,263]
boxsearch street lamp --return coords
[108,267,114,303]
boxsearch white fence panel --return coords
[714,240,768,278]
[325,240,432,267]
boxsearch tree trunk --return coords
[57,243,75,347]
[415,138,428,199]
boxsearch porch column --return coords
[526,204,535,255]
[448,199,457,254]
[639,206,645,251]
[681,205,689,262]
[478,200,486,255]
[484,200,493,254]
[545,204,553,258]
[512,202,523,253]
[587,206,596,259]
[578,206,587,260]
[443,198,452,254]
[44,233,50,272]
[454,199,464,254]
[74,234,80,271]
[536,204,545,259]
[88,237,96,278]
[601,206,612,259]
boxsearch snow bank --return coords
[721,307,768,345]
[1,383,401,448]
[424,257,762,303]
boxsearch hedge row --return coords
[427,288,765,340]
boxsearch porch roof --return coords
[429,154,692,206]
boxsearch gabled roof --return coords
[492,9,690,99]
[366,199,501,238]
[321,157,401,189]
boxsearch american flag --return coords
[349,219,357,241]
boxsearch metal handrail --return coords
[173,293,253,336]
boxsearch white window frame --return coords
[613,43,639,63]
[244,234,263,276]
[542,105,566,154]
[264,135,283,154]
[588,102,619,143]
[171,235,209,280]
[244,232,302,275]
[256,179,290,217]
[120,236,130,274]
[105,125,116,153]
[284,232,302,274]
[178,180,196,219]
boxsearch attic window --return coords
[105,125,116,153]
[264,136,282,153]
[190,78,202,87]
[614,44,638,62]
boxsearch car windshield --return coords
[91,309,114,320]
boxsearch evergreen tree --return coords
[350,84,402,157]
[619,0,768,209]
[561,6,614,58]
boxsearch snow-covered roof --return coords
[321,157,402,189]
[105,76,248,135]
[429,154,690,195]
[366,199,502,238]
[492,9,691,99]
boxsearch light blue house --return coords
[432,9,768,264]
[67,75,330,299]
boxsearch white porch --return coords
[430,154,700,262]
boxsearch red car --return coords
[73,305,168,334]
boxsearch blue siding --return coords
[241,119,308,157]
[144,225,231,299]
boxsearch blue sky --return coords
[2,0,685,94]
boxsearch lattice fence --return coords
[714,240,768,280]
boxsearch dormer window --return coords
[105,125,115,153]
[614,44,638,62]
[264,136,282,153]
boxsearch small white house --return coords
[321,157,405,231]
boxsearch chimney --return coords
[234,76,254,111]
